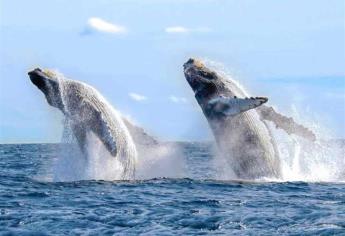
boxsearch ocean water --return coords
[0,143,344,235]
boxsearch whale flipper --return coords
[87,106,118,157]
[206,96,268,117]
[257,106,316,141]
[71,123,87,153]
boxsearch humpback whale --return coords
[28,68,138,179]
[183,58,316,179]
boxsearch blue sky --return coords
[0,0,344,143]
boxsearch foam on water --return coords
[136,143,186,179]
[54,127,185,182]
[272,127,344,182]
[53,131,125,182]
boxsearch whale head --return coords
[183,58,240,107]
[28,68,65,112]
[184,58,268,120]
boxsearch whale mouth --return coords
[183,58,219,103]
[28,68,48,90]
[184,58,217,89]
[28,68,59,93]
[28,67,64,110]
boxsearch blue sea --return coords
[0,143,344,235]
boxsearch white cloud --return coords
[165,26,211,34]
[165,26,189,33]
[129,92,147,102]
[87,17,127,34]
[169,96,188,103]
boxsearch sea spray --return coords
[136,142,186,179]
[274,128,345,182]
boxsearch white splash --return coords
[135,143,186,179]
[271,123,345,182]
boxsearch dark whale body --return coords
[183,59,315,179]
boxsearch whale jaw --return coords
[183,58,219,105]
[28,68,64,111]
[28,68,45,89]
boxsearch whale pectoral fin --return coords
[257,106,317,141]
[207,96,268,116]
[71,123,87,154]
[89,110,118,157]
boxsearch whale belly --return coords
[211,110,281,179]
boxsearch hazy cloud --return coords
[165,26,189,33]
[165,26,211,34]
[87,17,127,34]
[129,93,147,102]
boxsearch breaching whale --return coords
[183,58,316,179]
[28,68,138,179]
